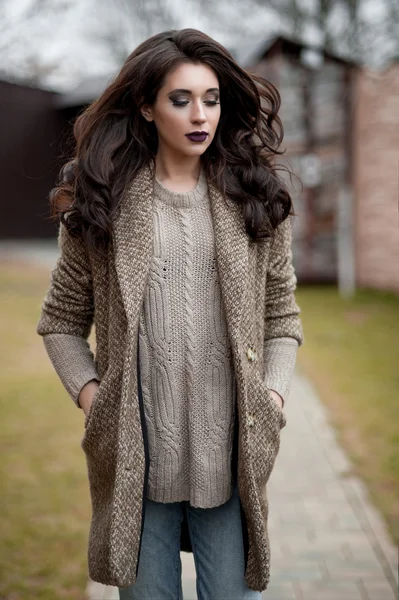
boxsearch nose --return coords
[190,101,207,125]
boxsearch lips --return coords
[185,132,208,143]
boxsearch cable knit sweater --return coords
[42,169,298,508]
[139,168,237,507]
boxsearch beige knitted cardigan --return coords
[43,170,298,509]
[36,165,304,592]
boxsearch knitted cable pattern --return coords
[180,208,195,420]
[138,168,235,507]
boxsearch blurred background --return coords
[0,1,398,599]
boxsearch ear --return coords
[141,104,153,122]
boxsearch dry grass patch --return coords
[0,262,92,600]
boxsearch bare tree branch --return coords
[0,0,71,53]
[248,0,398,68]
[88,0,177,66]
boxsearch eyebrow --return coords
[168,88,219,95]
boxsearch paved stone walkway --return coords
[266,372,398,600]
[3,242,397,599]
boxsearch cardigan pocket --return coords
[247,371,285,486]
[253,370,286,429]
[255,369,287,429]
[84,384,101,430]
[265,386,287,430]
[81,367,121,456]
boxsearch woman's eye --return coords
[172,100,220,107]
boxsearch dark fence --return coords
[0,80,72,238]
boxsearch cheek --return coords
[209,108,221,131]
[156,109,186,138]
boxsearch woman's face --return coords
[141,62,221,159]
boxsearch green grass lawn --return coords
[0,262,92,600]
[295,284,399,545]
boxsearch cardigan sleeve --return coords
[36,221,99,407]
[43,333,100,406]
[264,216,304,347]
[37,221,95,338]
[263,337,298,407]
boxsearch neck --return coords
[154,145,202,187]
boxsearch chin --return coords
[186,144,211,156]
[177,148,206,158]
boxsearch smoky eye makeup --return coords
[169,94,189,105]
[168,89,220,106]
[205,92,220,103]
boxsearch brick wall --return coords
[354,64,399,292]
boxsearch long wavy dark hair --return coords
[51,28,294,254]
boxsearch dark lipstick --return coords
[185,131,208,143]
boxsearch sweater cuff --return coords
[263,337,299,405]
[43,334,100,407]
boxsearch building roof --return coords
[229,35,277,69]
[230,33,356,69]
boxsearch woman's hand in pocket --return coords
[269,389,284,411]
[78,379,100,417]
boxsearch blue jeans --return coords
[118,484,262,600]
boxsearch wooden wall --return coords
[0,81,68,238]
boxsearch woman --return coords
[37,28,304,599]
